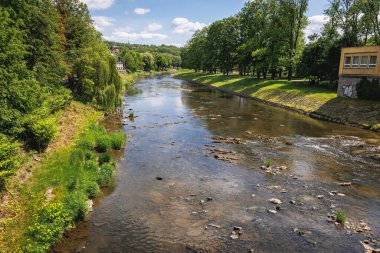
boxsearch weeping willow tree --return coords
[70,39,123,111]
[56,0,123,112]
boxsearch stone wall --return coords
[337,76,362,98]
[337,75,380,98]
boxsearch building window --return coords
[360,56,368,68]
[369,56,377,68]
[344,56,351,68]
[352,56,359,68]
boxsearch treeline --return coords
[0,0,122,187]
[108,42,182,72]
[105,42,181,56]
[181,0,380,84]
[122,50,181,72]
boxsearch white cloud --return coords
[134,8,151,15]
[146,22,163,32]
[92,16,115,31]
[111,28,168,42]
[304,15,329,38]
[81,0,114,10]
[172,18,206,34]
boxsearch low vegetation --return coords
[336,211,347,226]
[0,122,126,252]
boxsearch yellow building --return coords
[338,46,379,98]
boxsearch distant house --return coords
[338,46,379,98]
[110,46,120,55]
[116,61,126,73]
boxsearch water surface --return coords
[54,75,380,253]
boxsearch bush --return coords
[64,191,88,222]
[84,160,98,171]
[67,177,78,191]
[357,78,380,101]
[95,135,112,153]
[85,181,100,198]
[25,203,71,252]
[69,149,86,167]
[110,132,126,150]
[0,134,21,190]
[28,116,58,151]
[76,138,94,150]
[98,152,111,165]
[84,150,96,161]
[97,163,115,186]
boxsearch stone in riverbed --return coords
[230,234,239,240]
[269,198,282,205]
[339,182,352,187]
[317,195,324,199]
[267,209,277,214]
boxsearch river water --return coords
[54,75,380,253]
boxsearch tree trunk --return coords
[287,67,293,81]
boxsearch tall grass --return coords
[19,124,126,251]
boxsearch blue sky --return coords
[83,0,330,46]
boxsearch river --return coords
[53,75,380,253]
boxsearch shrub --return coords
[69,149,86,167]
[64,191,88,222]
[95,135,111,153]
[0,134,21,189]
[98,152,111,165]
[110,132,126,150]
[25,203,71,252]
[67,177,78,191]
[28,116,58,151]
[357,78,380,101]
[85,181,100,198]
[84,160,98,171]
[84,150,96,161]
[97,163,115,186]
[89,124,106,134]
[76,138,94,150]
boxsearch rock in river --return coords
[269,198,282,205]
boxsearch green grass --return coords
[176,70,380,129]
[0,104,126,252]
[336,211,346,226]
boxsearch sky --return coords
[83,0,331,47]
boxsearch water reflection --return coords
[54,75,380,253]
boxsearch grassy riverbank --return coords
[176,70,380,131]
[0,101,126,252]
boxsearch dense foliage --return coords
[182,0,308,80]
[108,42,182,71]
[182,0,380,84]
[23,124,124,251]
[0,0,122,186]
[105,42,182,56]
[357,78,380,100]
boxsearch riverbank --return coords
[0,101,126,252]
[175,70,380,132]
